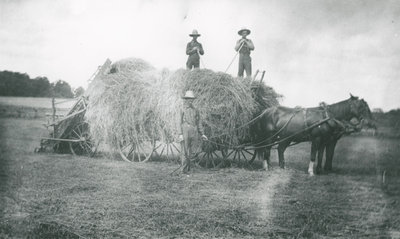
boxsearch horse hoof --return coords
[316,168,322,175]
[324,167,332,172]
[262,166,272,171]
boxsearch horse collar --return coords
[319,102,330,119]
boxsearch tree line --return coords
[0,70,84,98]
[373,108,400,129]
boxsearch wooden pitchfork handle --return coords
[260,70,266,84]
[253,70,260,80]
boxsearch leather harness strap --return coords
[302,108,308,128]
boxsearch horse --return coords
[250,94,374,175]
[313,98,375,174]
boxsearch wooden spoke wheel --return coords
[68,122,98,157]
[224,147,257,167]
[118,140,155,163]
[153,141,181,162]
[196,149,227,168]
[194,141,228,168]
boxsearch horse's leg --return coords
[277,141,290,169]
[256,148,264,169]
[324,137,338,172]
[309,138,320,176]
[316,138,326,175]
[261,147,272,170]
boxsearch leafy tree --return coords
[73,86,85,97]
[51,80,74,98]
[31,77,51,97]
[0,71,30,96]
[0,70,64,97]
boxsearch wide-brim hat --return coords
[189,29,201,37]
[238,28,251,36]
[182,90,196,99]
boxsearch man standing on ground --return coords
[235,27,254,77]
[186,30,204,70]
[178,90,208,174]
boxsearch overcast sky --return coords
[1,0,399,111]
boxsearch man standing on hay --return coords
[178,90,208,174]
[186,29,204,70]
[235,27,255,77]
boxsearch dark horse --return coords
[251,94,373,175]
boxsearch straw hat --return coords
[182,90,196,99]
[189,29,201,37]
[238,28,251,36]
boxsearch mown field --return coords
[0,97,75,119]
[0,97,76,109]
[1,115,400,238]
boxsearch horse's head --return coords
[348,94,376,129]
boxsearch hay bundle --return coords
[109,57,155,73]
[157,69,281,145]
[251,80,282,110]
[85,58,163,148]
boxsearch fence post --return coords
[52,97,56,123]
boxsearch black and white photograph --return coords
[1,0,399,238]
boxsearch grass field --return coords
[1,117,400,238]
[0,97,76,119]
[0,96,76,109]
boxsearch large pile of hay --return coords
[85,58,281,150]
[85,58,164,148]
[157,69,280,145]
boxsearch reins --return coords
[205,104,336,151]
[208,107,270,140]
[251,108,300,147]
[206,107,306,149]
[246,117,331,149]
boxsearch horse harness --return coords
[206,101,359,150]
[318,102,360,135]
[301,103,331,137]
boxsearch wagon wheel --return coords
[195,141,227,168]
[197,149,227,168]
[68,122,98,157]
[224,146,257,168]
[153,140,181,162]
[118,140,155,163]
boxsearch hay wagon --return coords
[38,58,278,169]
[89,60,271,167]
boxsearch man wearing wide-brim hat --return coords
[235,27,255,77]
[186,29,204,70]
[178,90,208,174]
